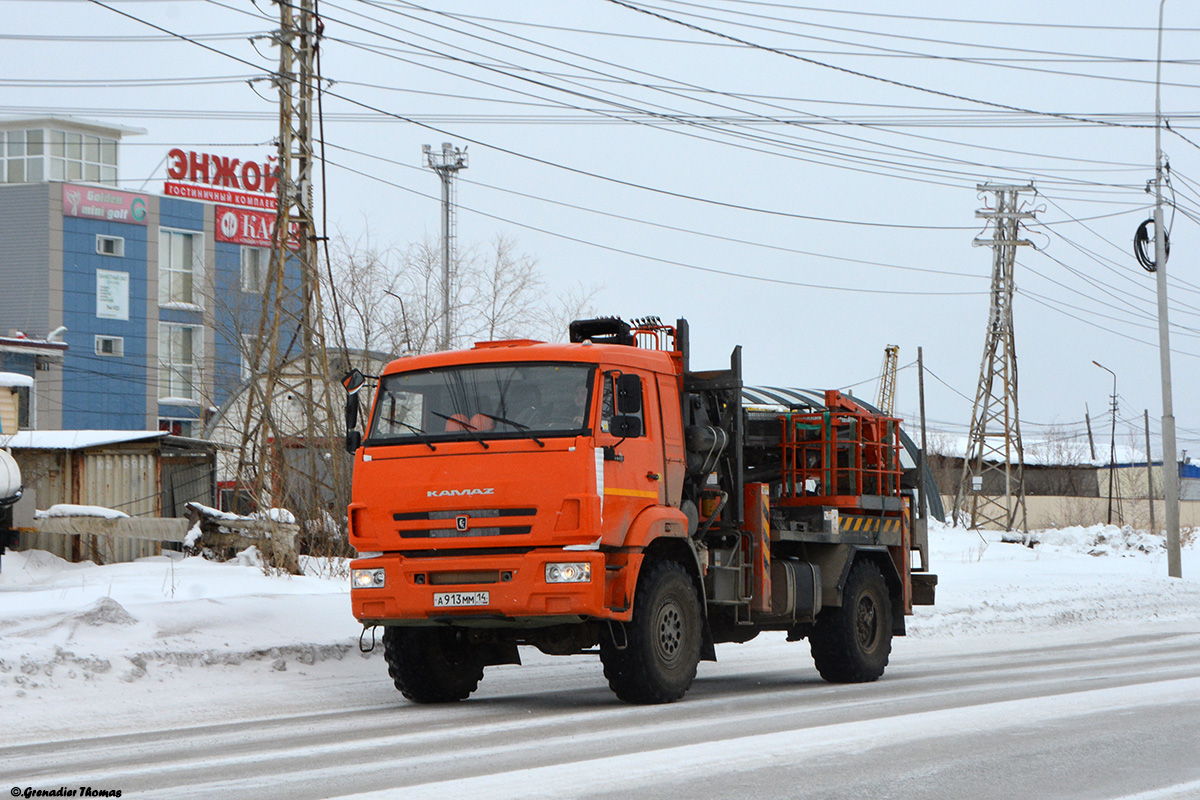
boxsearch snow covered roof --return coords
[930,432,1156,467]
[1,430,167,450]
[0,372,34,389]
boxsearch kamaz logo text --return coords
[426,488,495,497]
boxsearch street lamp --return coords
[1154,0,1183,577]
[1092,361,1118,525]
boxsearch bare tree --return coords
[536,280,603,343]
[321,232,599,357]
[324,227,403,358]
[459,234,544,343]
[391,236,453,355]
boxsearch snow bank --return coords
[909,521,1200,642]
[0,522,1195,742]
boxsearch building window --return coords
[159,324,203,403]
[16,385,31,430]
[241,246,269,293]
[2,127,117,186]
[159,229,203,307]
[96,235,124,257]
[158,418,193,437]
[240,333,261,382]
[94,335,124,357]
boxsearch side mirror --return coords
[616,373,642,415]
[342,368,366,395]
[345,391,360,432]
[343,370,364,453]
[609,414,643,439]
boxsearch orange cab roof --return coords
[380,340,678,376]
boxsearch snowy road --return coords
[5,627,1200,800]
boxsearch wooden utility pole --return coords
[231,0,344,543]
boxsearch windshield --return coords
[367,362,596,445]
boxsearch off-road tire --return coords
[809,560,892,683]
[600,560,702,704]
[382,626,485,703]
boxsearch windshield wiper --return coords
[390,420,436,451]
[478,413,545,447]
[429,410,490,449]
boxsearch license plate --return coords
[433,591,490,608]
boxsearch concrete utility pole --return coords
[1145,409,1156,535]
[953,184,1035,533]
[917,347,929,523]
[1093,360,1119,526]
[1154,0,1183,578]
[1085,404,1097,462]
[423,143,468,352]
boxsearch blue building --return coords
[0,116,297,434]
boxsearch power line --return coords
[322,0,1010,192]
[631,0,1200,91]
[322,154,990,296]
[90,0,993,231]
[1018,288,1200,359]
[655,1,1200,33]
[337,1,1162,194]
[431,9,1200,63]
[323,141,986,281]
[0,75,260,88]
[604,0,1151,130]
[0,31,261,42]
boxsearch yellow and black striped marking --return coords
[840,515,902,535]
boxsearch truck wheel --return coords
[809,560,892,683]
[600,560,702,704]
[382,626,485,703]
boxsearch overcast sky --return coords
[3,0,1200,461]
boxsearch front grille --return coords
[402,525,532,539]
[428,570,502,585]
[394,507,535,521]
[393,507,536,538]
[398,546,534,558]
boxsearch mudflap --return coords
[479,639,522,667]
[701,617,717,662]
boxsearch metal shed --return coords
[2,430,217,560]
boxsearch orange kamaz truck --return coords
[344,317,937,704]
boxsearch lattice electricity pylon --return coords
[953,184,1036,532]
[876,344,899,416]
[231,0,345,540]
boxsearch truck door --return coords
[597,368,664,539]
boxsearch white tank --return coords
[0,449,21,504]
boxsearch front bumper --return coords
[351,548,640,626]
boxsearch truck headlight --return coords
[545,562,591,583]
[352,568,386,588]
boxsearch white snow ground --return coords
[0,523,1197,747]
